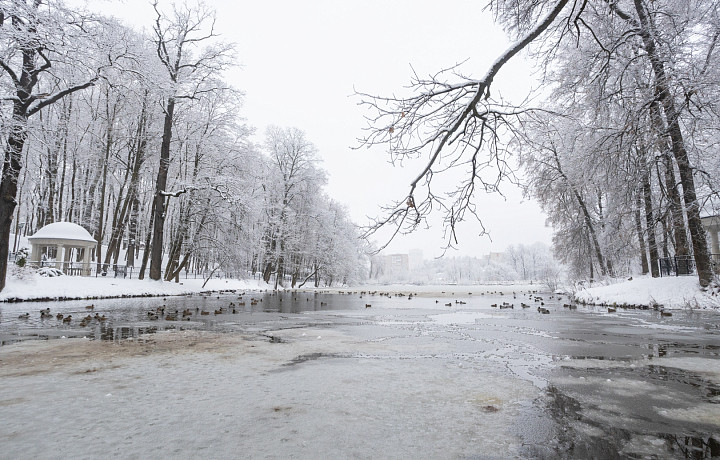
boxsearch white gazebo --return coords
[27,222,97,276]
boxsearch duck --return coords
[660,310,673,317]
[56,313,64,320]
[365,304,372,308]
[537,307,550,314]
[62,315,72,323]
[18,312,30,319]
[85,304,94,310]
[607,307,616,313]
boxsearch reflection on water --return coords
[542,385,720,459]
[0,289,375,345]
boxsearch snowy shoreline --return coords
[0,272,717,310]
[573,275,720,310]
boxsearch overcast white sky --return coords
[87,0,554,258]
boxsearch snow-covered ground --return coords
[0,273,267,302]
[573,275,720,310]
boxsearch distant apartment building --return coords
[484,252,504,263]
[370,253,410,279]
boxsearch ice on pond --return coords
[428,311,497,324]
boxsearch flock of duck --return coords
[17,304,107,327]
[145,292,264,321]
[12,288,674,329]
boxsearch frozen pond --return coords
[1,288,719,458]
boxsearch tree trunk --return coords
[138,199,156,280]
[149,97,176,281]
[0,108,29,291]
[94,107,113,274]
[126,198,139,267]
[649,99,689,257]
[642,169,660,277]
[57,99,71,222]
[634,193,650,275]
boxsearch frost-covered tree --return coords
[147,0,234,281]
[0,0,129,290]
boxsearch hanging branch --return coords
[356,0,571,253]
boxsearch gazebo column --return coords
[82,245,92,276]
[30,243,39,266]
[710,227,720,255]
[55,244,65,271]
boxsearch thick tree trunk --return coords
[262,261,273,284]
[634,0,712,286]
[0,108,29,291]
[149,97,176,281]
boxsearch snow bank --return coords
[0,274,269,302]
[574,276,720,310]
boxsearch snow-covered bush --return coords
[15,247,29,267]
[38,267,64,277]
[8,262,34,280]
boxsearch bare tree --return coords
[356,1,570,252]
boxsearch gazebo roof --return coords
[28,222,96,245]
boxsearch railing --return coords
[658,255,695,277]
[27,261,131,278]
[9,252,254,281]
[21,260,247,281]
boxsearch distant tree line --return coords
[369,243,562,290]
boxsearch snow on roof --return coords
[27,222,96,244]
